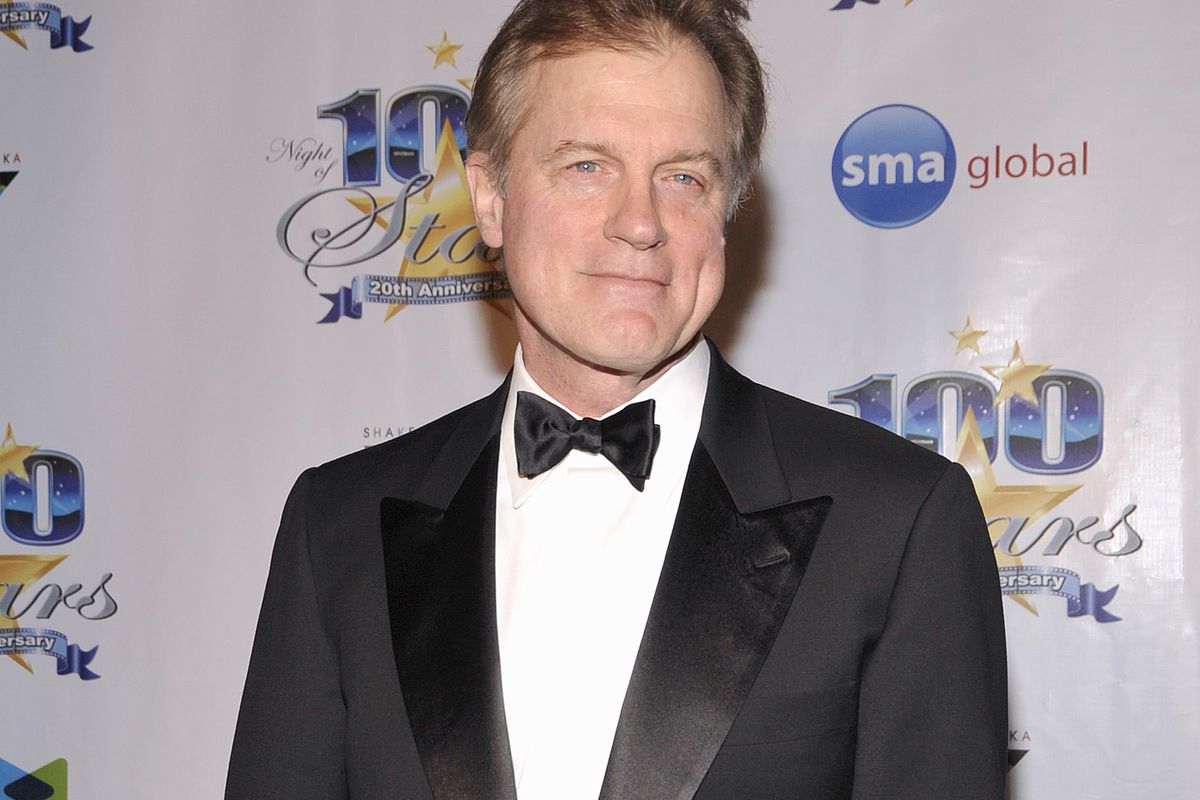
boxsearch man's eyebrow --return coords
[542,141,726,178]
[542,140,621,165]
[666,149,726,178]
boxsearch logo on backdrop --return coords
[0,1,91,52]
[1,422,116,679]
[829,320,1136,622]
[0,151,19,201]
[832,104,955,228]
[362,424,416,449]
[832,105,1090,227]
[965,142,1088,190]
[1008,729,1031,772]
[0,755,66,798]
[274,31,511,324]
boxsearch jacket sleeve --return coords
[851,462,1008,799]
[225,470,349,799]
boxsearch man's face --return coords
[469,41,730,378]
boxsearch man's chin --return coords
[575,337,698,380]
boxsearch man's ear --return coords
[466,153,504,248]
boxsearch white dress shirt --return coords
[495,340,711,800]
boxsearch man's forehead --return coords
[525,39,716,92]
[515,44,729,150]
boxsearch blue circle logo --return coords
[832,104,956,228]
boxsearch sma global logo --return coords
[832,104,956,228]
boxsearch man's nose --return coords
[604,177,666,250]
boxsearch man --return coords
[226,1,1007,798]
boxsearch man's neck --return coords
[519,337,701,418]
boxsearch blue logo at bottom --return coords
[0,756,67,798]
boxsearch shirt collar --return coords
[500,339,711,509]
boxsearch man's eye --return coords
[571,161,599,174]
[671,173,699,186]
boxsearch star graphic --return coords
[0,423,38,483]
[1,0,27,49]
[344,120,505,321]
[982,342,1051,407]
[427,32,463,69]
[955,407,1080,614]
[0,554,67,672]
[948,316,987,355]
[457,77,475,92]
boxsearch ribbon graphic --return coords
[0,626,101,679]
[0,3,93,51]
[318,272,511,323]
[997,565,1121,623]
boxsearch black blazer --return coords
[227,343,1007,799]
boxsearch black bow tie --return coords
[513,391,660,491]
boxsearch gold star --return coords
[955,408,1080,614]
[387,119,488,319]
[982,342,1050,407]
[0,423,38,482]
[426,32,463,69]
[344,120,502,320]
[1,0,28,50]
[0,554,67,672]
[457,77,475,92]
[948,316,987,355]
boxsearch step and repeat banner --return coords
[2,1,1196,797]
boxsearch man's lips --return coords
[583,272,669,287]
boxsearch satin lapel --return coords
[380,436,518,800]
[598,448,831,800]
[697,339,792,514]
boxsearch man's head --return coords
[464,0,766,408]
[466,0,766,212]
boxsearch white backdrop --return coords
[1,1,1197,797]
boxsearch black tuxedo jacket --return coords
[227,344,1007,799]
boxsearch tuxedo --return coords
[226,342,1007,799]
